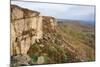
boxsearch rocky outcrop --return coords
[11,5,57,65]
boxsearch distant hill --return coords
[57,19,95,26]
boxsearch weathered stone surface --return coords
[11,5,40,20]
[11,54,33,66]
[25,17,37,30]
[36,16,43,40]
[14,19,25,36]
[42,16,57,33]
[20,36,31,55]
[23,8,40,18]
[11,5,24,20]
[11,23,16,56]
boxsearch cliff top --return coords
[11,5,40,14]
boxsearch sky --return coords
[11,1,95,23]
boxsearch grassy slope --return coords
[58,21,95,61]
[27,20,95,64]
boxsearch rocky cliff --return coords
[11,5,57,66]
[11,5,57,56]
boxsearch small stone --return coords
[39,44,44,47]
[37,56,45,64]
[12,54,33,66]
